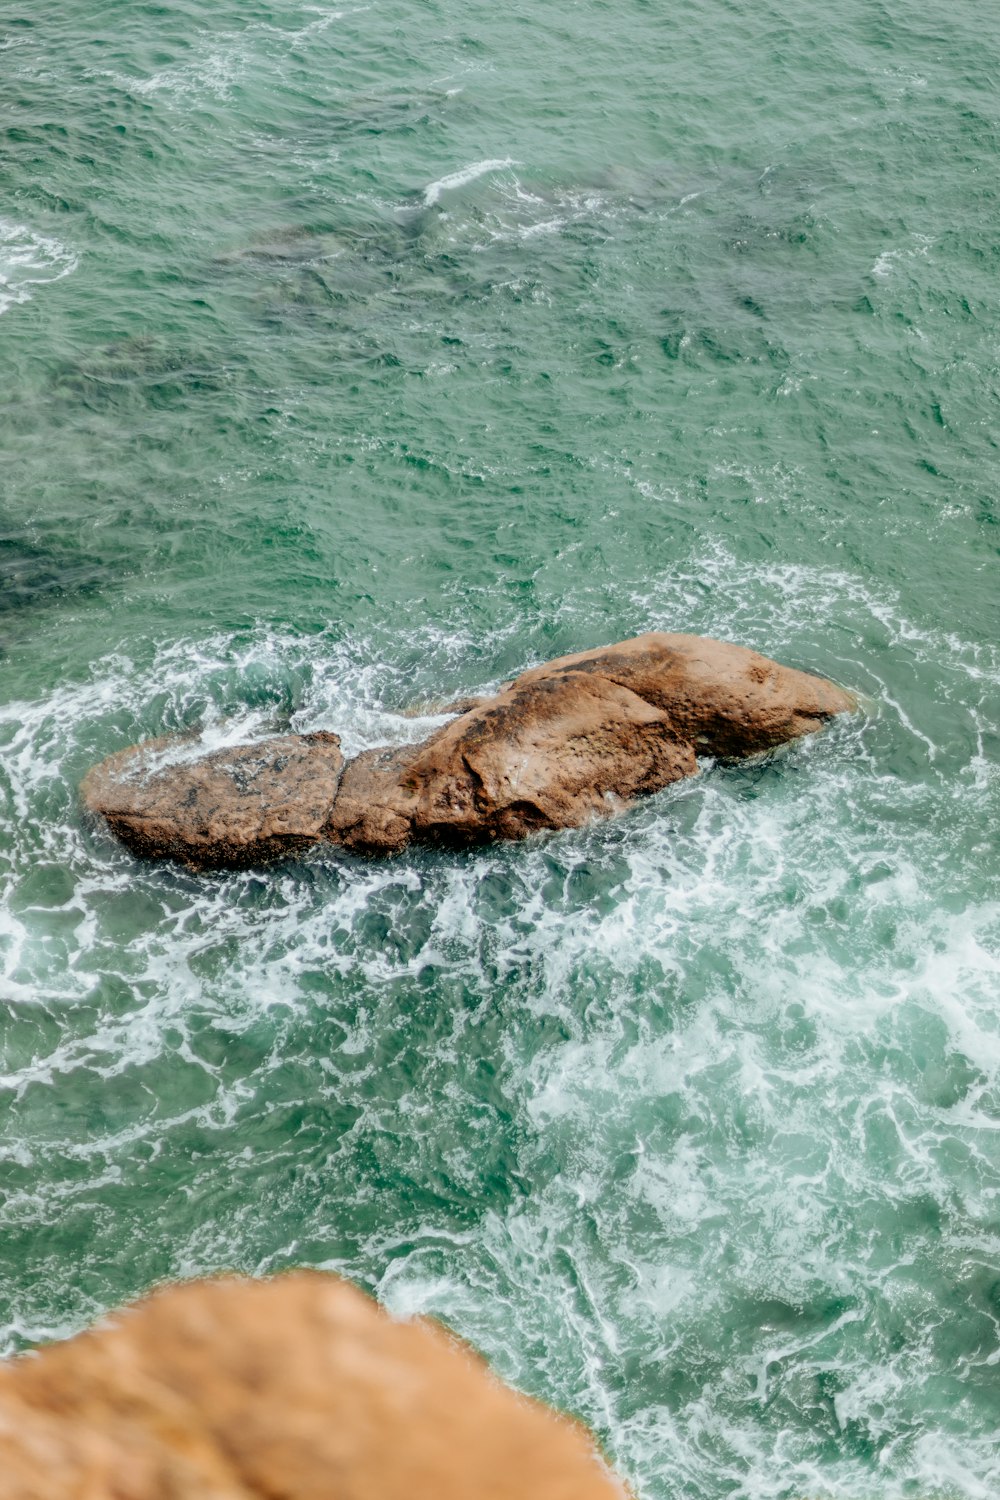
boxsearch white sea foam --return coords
[457,179,623,252]
[104,6,354,104]
[871,232,933,280]
[121,48,241,101]
[422,158,519,206]
[0,220,78,316]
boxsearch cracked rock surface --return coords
[83,634,854,869]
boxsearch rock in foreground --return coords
[0,1272,628,1500]
[83,634,854,868]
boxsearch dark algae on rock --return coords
[82,732,345,869]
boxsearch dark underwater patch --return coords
[0,533,110,618]
[47,333,232,413]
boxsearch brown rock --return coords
[82,634,854,866]
[325,743,424,856]
[0,1272,628,1500]
[325,633,854,855]
[512,633,853,758]
[81,732,344,870]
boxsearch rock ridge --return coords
[82,633,855,869]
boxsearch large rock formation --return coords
[83,633,854,868]
[0,1272,628,1500]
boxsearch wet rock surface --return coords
[0,1272,627,1500]
[81,731,345,869]
[83,634,854,868]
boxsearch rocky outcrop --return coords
[83,634,854,868]
[326,633,852,854]
[325,666,699,854]
[81,732,345,869]
[0,1272,628,1500]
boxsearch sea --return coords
[1,1,999,1495]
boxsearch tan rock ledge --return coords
[0,1271,630,1500]
[82,633,855,870]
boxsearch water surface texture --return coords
[2,2,999,1495]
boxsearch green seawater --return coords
[1,0,999,1493]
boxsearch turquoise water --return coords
[1,0,999,1494]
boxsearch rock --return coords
[81,732,344,870]
[325,633,854,854]
[83,634,854,867]
[512,633,852,758]
[401,694,498,718]
[0,1272,628,1500]
[326,742,425,856]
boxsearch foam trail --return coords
[423,158,519,206]
[0,221,78,315]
